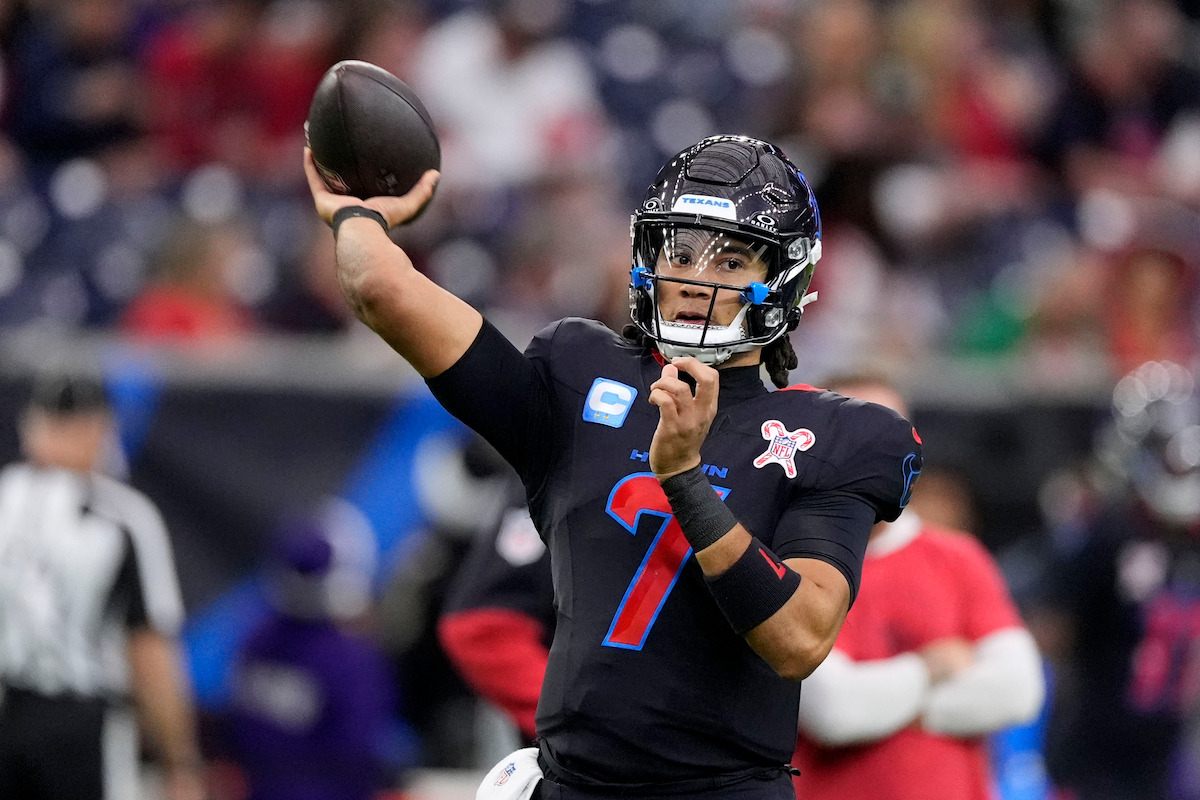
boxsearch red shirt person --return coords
[792,374,1045,800]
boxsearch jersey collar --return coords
[718,364,768,406]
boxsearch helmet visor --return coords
[637,224,774,286]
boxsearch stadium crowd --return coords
[1,1,1199,799]
[0,0,1193,383]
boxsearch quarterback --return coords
[305,135,922,800]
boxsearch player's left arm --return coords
[649,359,912,680]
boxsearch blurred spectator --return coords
[410,0,610,194]
[345,0,431,89]
[785,0,896,161]
[1105,246,1197,376]
[226,498,403,800]
[793,371,1046,800]
[2,0,145,176]
[119,215,258,341]
[260,217,356,335]
[1037,360,1200,800]
[1019,239,1110,390]
[141,0,336,182]
[1037,0,1200,199]
[0,370,204,800]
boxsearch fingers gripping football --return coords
[304,148,439,229]
[649,358,719,480]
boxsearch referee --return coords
[0,372,205,800]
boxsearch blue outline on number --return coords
[602,472,730,651]
[604,521,683,650]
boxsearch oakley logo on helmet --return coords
[583,378,637,428]
[673,194,738,221]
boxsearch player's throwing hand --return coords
[303,147,439,229]
[648,357,719,480]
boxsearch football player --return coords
[439,489,553,744]
[1041,361,1200,800]
[304,135,923,800]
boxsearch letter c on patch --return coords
[583,378,637,428]
[592,382,632,414]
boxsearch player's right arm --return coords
[304,148,478,377]
[305,147,553,485]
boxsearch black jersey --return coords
[428,318,922,787]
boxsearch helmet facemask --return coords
[629,220,819,366]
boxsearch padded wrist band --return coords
[331,205,389,236]
[661,466,737,553]
[704,537,802,634]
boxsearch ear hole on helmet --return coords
[787,238,815,261]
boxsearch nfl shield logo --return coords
[770,437,797,460]
[495,762,517,786]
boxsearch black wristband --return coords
[331,205,389,237]
[661,466,737,553]
[705,537,802,634]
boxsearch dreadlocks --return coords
[763,336,797,389]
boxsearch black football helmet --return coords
[629,135,822,365]
[1101,361,1200,527]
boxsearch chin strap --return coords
[657,340,736,366]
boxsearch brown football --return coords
[305,60,441,203]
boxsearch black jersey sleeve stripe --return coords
[426,318,555,492]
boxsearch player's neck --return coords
[716,361,768,405]
[719,348,761,370]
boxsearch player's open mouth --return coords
[672,312,710,325]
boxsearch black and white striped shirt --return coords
[0,464,184,699]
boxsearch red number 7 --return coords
[603,472,730,650]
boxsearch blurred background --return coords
[0,0,1198,797]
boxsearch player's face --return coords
[653,228,770,327]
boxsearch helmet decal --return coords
[671,194,738,221]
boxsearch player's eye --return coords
[665,251,693,269]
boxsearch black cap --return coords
[29,373,110,415]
